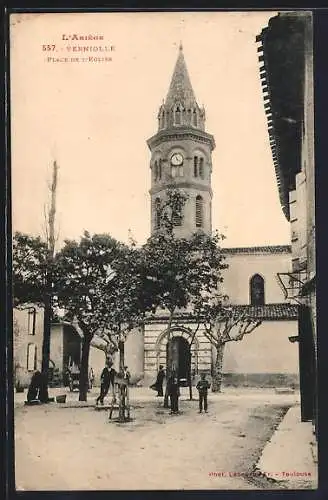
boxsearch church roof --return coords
[146,303,298,323]
[165,44,198,109]
[222,245,291,255]
[231,303,298,320]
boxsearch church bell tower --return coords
[147,44,215,238]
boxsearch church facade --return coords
[141,46,298,388]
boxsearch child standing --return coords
[196,373,211,413]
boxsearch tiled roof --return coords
[222,245,291,254]
[256,13,308,221]
[231,303,298,320]
[146,303,298,323]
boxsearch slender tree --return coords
[192,295,262,392]
[40,160,59,401]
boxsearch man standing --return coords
[196,373,211,413]
[96,362,111,406]
[168,368,180,415]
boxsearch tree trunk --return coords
[212,343,225,393]
[40,287,51,402]
[163,312,174,408]
[118,340,125,372]
[79,335,92,401]
[118,339,126,421]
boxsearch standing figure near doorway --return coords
[150,365,166,397]
[196,373,211,413]
[167,368,180,415]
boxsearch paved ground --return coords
[257,405,318,489]
[14,387,302,491]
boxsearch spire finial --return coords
[179,41,183,51]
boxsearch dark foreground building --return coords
[257,12,316,427]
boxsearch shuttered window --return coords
[155,198,161,229]
[196,195,203,227]
[27,343,37,371]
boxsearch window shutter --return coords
[196,196,203,227]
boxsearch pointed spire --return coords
[165,45,198,109]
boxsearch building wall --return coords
[89,346,106,386]
[13,306,44,386]
[219,320,298,386]
[221,250,292,304]
[49,324,64,372]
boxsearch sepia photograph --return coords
[10,10,317,491]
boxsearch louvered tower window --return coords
[158,159,162,180]
[155,198,161,229]
[194,156,198,177]
[172,206,183,226]
[199,158,204,179]
[195,195,203,227]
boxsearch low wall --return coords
[222,372,299,388]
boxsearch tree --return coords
[54,231,128,401]
[142,186,228,405]
[41,160,59,401]
[95,242,156,420]
[193,295,262,392]
[12,232,48,307]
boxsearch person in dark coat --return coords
[196,373,211,413]
[150,365,165,396]
[96,363,111,405]
[167,368,180,415]
[27,370,42,402]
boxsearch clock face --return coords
[170,153,183,166]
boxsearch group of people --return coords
[150,365,211,414]
[95,361,211,414]
[95,362,131,406]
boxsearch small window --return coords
[199,158,204,179]
[171,166,177,178]
[158,159,162,180]
[28,308,36,335]
[192,109,198,127]
[196,195,203,228]
[27,343,37,371]
[175,106,181,125]
[154,161,158,181]
[250,274,265,305]
[194,156,198,177]
[155,198,161,229]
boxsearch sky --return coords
[10,11,291,249]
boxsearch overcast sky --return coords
[10,11,291,249]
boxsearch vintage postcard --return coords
[10,10,317,491]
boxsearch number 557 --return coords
[42,45,56,51]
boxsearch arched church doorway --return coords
[166,336,191,385]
